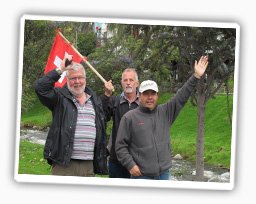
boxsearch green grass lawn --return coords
[19,93,233,175]
[171,94,232,168]
[18,140,108,177]
[18,140,51,175]
[21,101,52,128]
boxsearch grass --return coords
[18,140,108,177]
[21,101,52,128]
[170,94,232,168]
[18,140,51,175]
[19,93,233,175]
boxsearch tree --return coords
[88,23,179,93]
[169,27,236,180]
[22,20,95,112]
[22,20,56,113]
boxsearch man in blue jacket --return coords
[35,55,108,176]
[115,56,208,180]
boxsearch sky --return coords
[2,0,256,203]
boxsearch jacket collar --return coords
[120,91,140,105]
[139,104,157,113]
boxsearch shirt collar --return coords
[120,91,140,105]
[72,93,91,104]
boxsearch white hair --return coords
[122,68,138,81]
[66,62,86,77]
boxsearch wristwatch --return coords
[55,67,62,75]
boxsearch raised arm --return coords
[161,55,209,124]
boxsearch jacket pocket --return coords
[157,141,171,169]
[132,145,158,175]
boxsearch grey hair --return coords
[122,68,138,81]
[66,62,86,77]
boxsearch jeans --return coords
[131,169,170,180]
[108,161,131,178]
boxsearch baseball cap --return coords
[139,80,159,93]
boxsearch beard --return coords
[124,87,134,94]
[67,83,85,97]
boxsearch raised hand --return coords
[194,56,209,79]
[104,80,114,97]
[60,53,73,72]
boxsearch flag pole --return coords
[58,31,107,83]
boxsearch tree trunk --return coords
[196,79,206,181]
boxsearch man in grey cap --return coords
[115,56,208,180]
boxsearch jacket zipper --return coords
[151,116,161,175]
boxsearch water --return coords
[171,158,230,182]
[19,129,230,183]
[20,128,47,145]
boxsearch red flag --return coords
[44,32,83,87]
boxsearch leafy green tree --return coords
[88,23,179,93]
[22,20,94,112]
[169,27,236,180]
[77,32,96,56]
[22,20,55,113]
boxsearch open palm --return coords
[194,56,209,78]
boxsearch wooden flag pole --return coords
[58,31,107,83]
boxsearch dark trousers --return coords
[108,161,130,178]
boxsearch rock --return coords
[173,154,183,160]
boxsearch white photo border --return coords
[15,14,240,191]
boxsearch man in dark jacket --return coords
[103,68,139,178]
[115,56,208,180]
[34,55,108,176]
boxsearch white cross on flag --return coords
[44,32,83,87]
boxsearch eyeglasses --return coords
[68,76,85,82]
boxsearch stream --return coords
[19,129,230,183]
